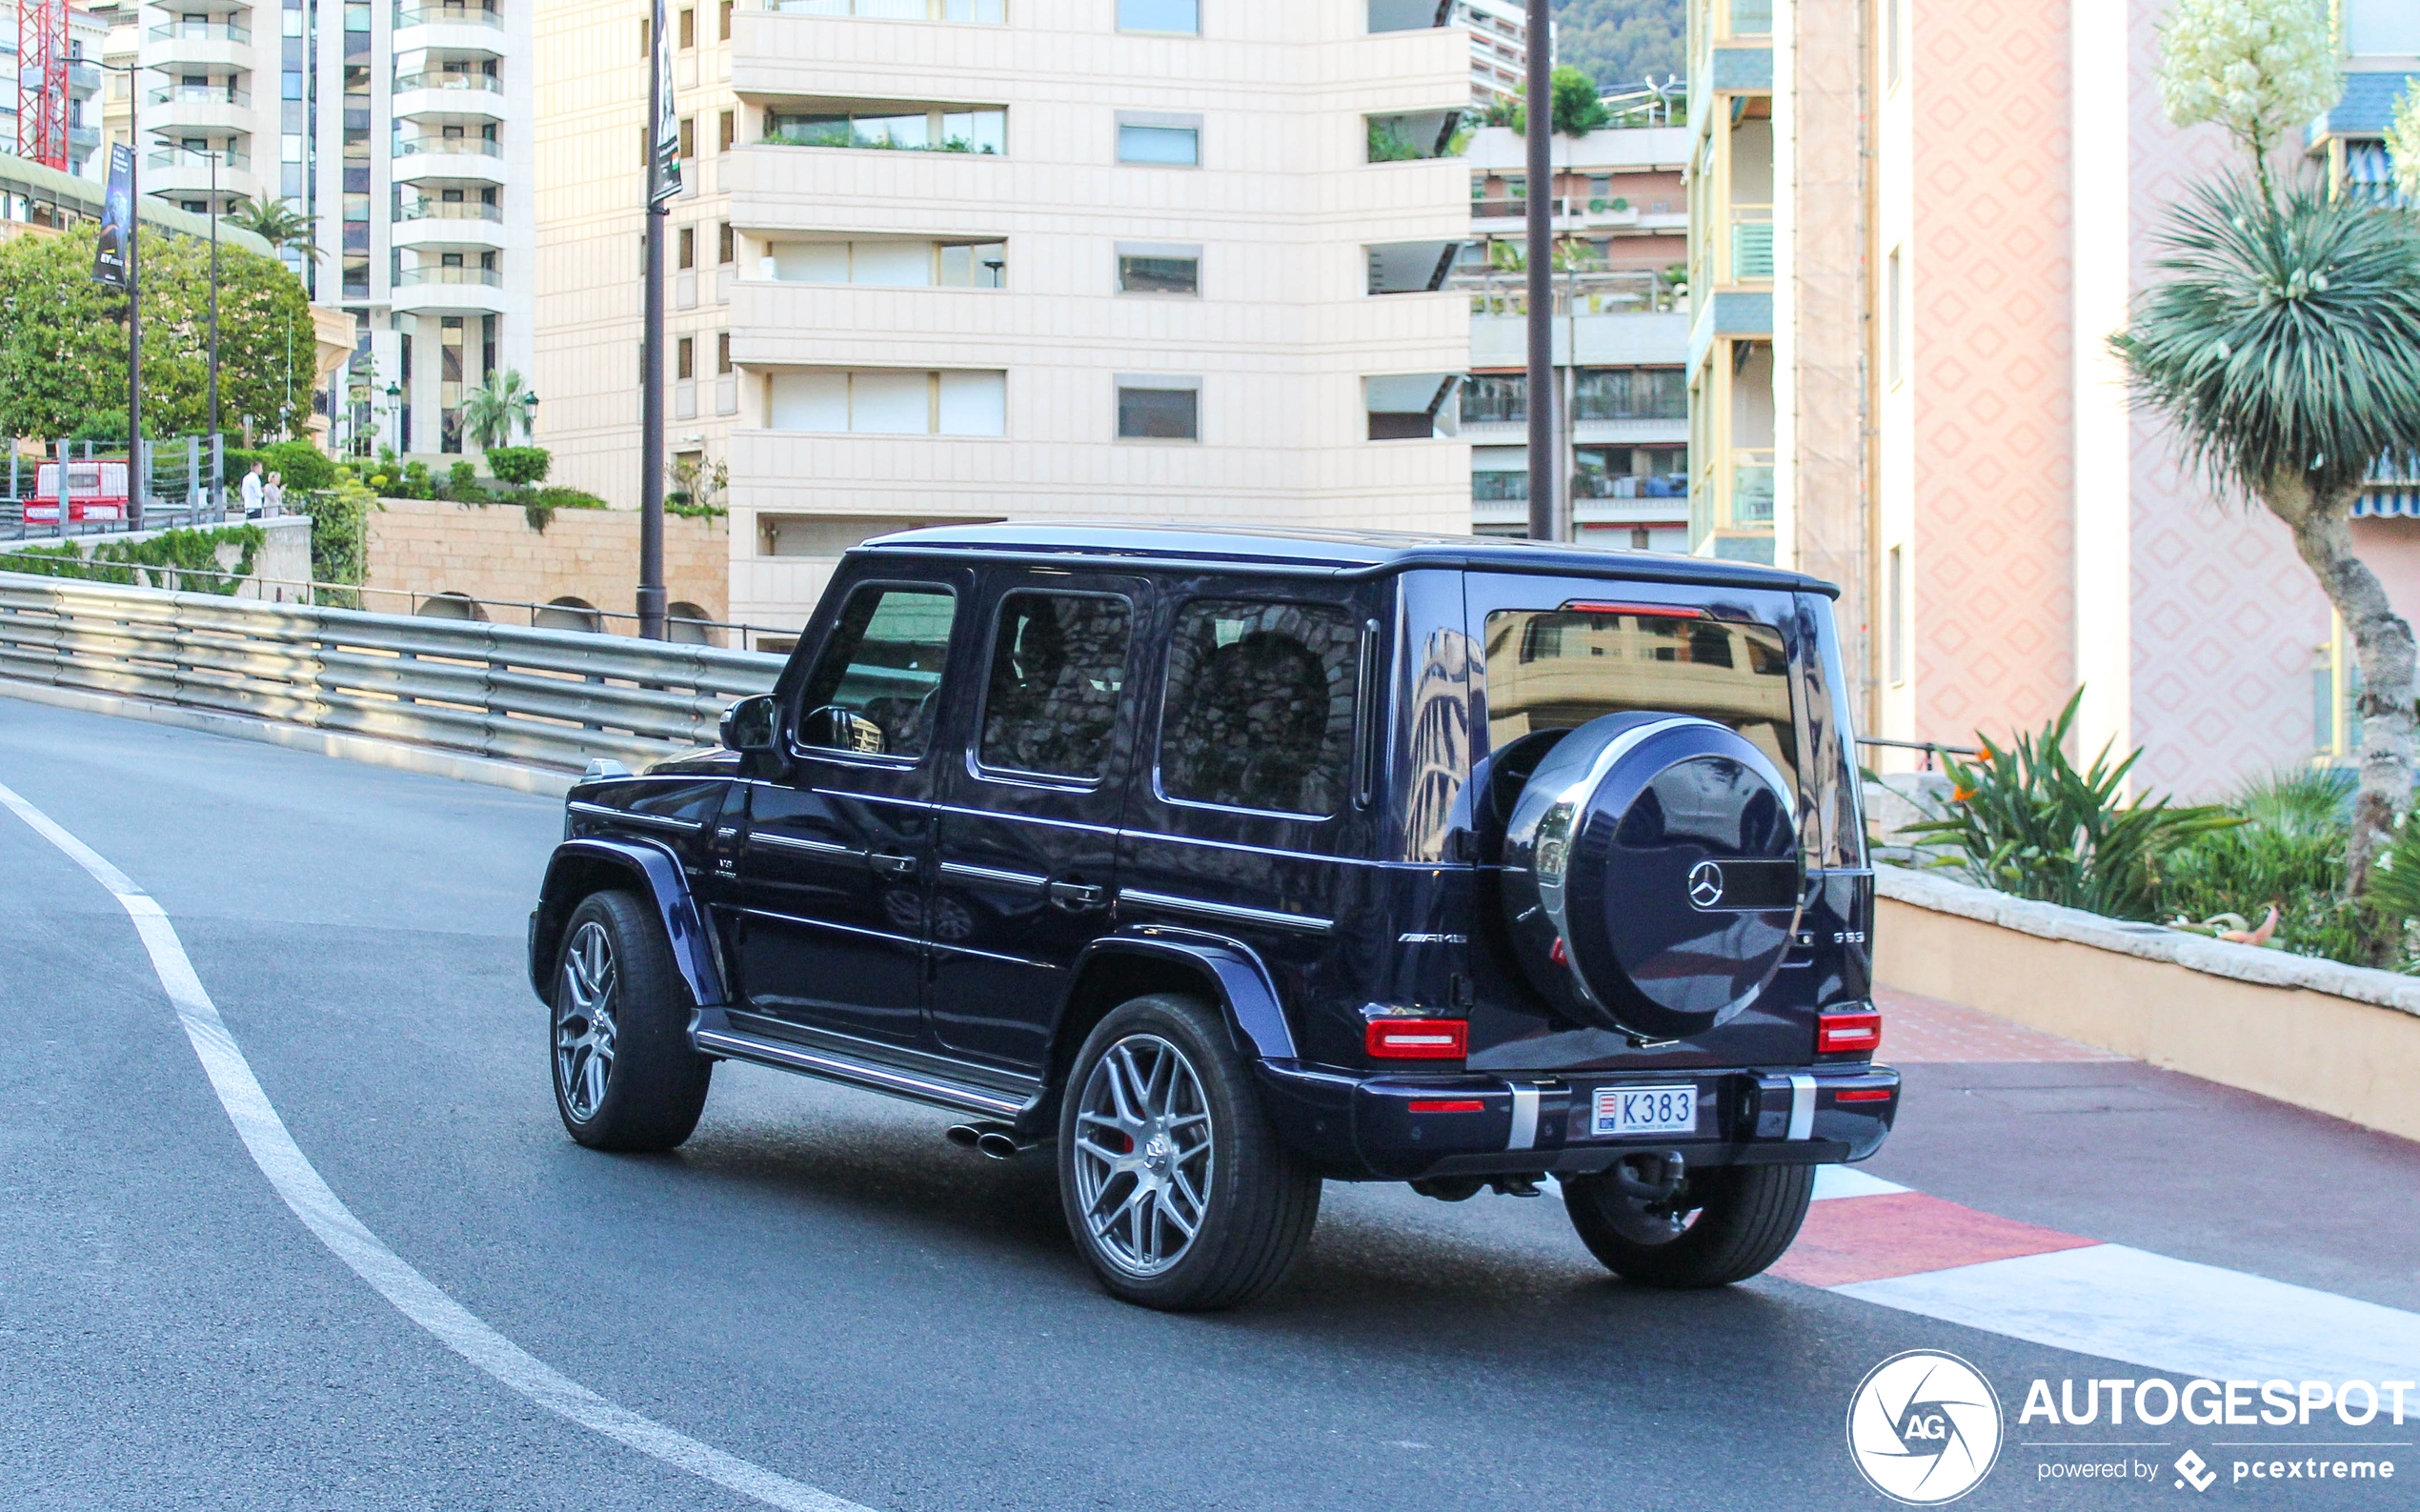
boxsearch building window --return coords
[1886,545,1906,685]
[1117,245,1200,295]
[678,226,696,270]
[718,221,735,263]
[717,333,733,374]
[678,115,696,159]
[1117,378,1200,441]
[762,238,1004,288]
[1886,247,1905,387]
[718,109,736,151]
[679,7,696,47]
[766,107,1005,155]
[767,370,1006,436]
[1572,368,1687,421]
[1118,0,1199,32]
[676,336,695,380]
[1117,116,1200,166]
[720,0,733,39]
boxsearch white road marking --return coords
[1835,1240,2420,1383]
[0,777,872,1512]
[1810,1165,1909,1201]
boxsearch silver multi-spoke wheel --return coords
[1072,1034,1214,1277]
[554,919,618,1121]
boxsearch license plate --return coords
[1593,1084,1699,1138]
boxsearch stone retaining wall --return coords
[363,498,727,632]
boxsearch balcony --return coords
[149,145,252,172]
[393,1,505,58]
[394,199,506,251]
[1365,0,1451,30]
[1721,0,1773,40]
[763,106,1006,156]
[145,84,252,135]
[393,71,507,125]
[393,136,507,186]
[1727,205,1774,281]
[68,60,101,95]
[1367,111,1466,163]
[392,264,507,313]
[150,20,252,43]
[763,0,1003,16]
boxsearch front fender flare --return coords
[1067,932,1297,1061]
[530,837,728,1012]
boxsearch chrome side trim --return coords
[938,861,1049,890]
[748,832,857,857]
[1507,1084,1541,1151]
[1118,888,1333,936]
[1786,1073,1816,1142]
[568,800,702,832]
[694,1028,1027,1119]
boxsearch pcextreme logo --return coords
[1846,1350,2007,1504]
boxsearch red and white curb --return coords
[1790,1166,2420,1383]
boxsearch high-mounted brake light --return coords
[1819,1011,1883,1054]
[1834,1087,1892,1103]
[1366,1018,1468,1059]
[1562,600,1707,619]
[1408,1099,1486,1113]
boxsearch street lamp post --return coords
[91,57,145,523]
[1523,0,1555,542]
[205,145,220,507]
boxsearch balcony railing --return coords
[399,199,503,221]
[396,266,503,287]
[1730,449,1776,525]
[764,108,1005,155]
[393,2,503,29]
[148,147,252,171]
[396,137,502,157]
[394,71,503,94]
[148,84,251,109]
[1728,205,1774,281]
[1723,0,1773,39]
[1450,267,1681,316]
[150,20,252,43]
[765,0,1004,18]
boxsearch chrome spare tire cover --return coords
[1500,711,1804,1039]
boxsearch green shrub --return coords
[439,460,490,502]
[1901,688,2241,920]
[0,525,262,595]
[519,483,607,534]
[487,445,552,488]
[301,477,376,605]
[257,438,337,493]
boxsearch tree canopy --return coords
[0,222,316,442]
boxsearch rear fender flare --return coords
[531,837,728,1011]
[1064,933,1297,1062]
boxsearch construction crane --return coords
[13,0,71,171]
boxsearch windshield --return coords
[1481,609,1797,792]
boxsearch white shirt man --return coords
[241,463,265,518]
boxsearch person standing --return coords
[262,471,285,519]
[240,460,265,519]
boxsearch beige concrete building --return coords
[534,0,1474,633]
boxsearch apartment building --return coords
[93,0,535,458]
[2,6,108,177]
[1693,0,2420,797]
[534,0,1473,634]
[1460,120,1689,547]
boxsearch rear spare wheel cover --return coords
[1500,712,1803,1039]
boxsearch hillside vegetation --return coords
[1554,0,1684,92]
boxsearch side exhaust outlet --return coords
[946,1121,1029,1160]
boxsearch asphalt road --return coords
[1,697,2411,1511]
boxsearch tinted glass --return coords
[1482,609,1796,789]
[978,592,1132,779]
[1160,600,1361,816]
[1119,386,1198,439]
[1118,254,1199,295]
[796,585,956,756]
[1118,0,1199,32]
[1117,125,1200,164]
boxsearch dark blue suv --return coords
[529,524,1899,1310]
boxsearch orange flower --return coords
[1951,783,1978,803]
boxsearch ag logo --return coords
[1686,859,1724,908]
[1845,1350,2003,1504]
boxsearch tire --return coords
[1563,1160,1815,1288]
[550,890,713,1152]
[1057,994,1322,1312]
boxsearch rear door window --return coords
[977,591,1133,781]
[1482,608,1796,789]
[794,583,958,757]
[1158,599,1361,816]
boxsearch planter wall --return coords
[1874,865,2420,1144]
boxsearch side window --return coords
[978,592,1133,780]
[1159,599,1361,816]
[794,584,957,757]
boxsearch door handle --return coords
[1048,880,1106,913]
[868,851,919,878]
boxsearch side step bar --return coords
[693,1018,1030,1120]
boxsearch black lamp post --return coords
[384,381,403,451]
[1523,0,1555,541]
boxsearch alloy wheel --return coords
[1072,1034,1215,1276]
[554,919,618,1120]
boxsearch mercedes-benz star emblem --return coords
[1686,860,1724,909]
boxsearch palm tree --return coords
[225,196,322,262]
[461,368,535,452]
[2114,178,2420,947]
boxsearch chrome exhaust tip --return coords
[948,1120,1027,1159]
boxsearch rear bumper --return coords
[1253,1060,1901,1181]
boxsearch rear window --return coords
[1159,599,1361,816]
[1482,609,1796,789]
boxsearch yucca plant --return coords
[2164,766,2362,963]
[1902,690,2244,920]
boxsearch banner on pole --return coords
[92,144,135,289]
[650,0,682,203]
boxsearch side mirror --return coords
[720,694,779,754]
[797,703,887,756]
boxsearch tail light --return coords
[1366,1018,1468,1059]
[1407,1099,1485,1113]
[1834,1087,1892,1102]
[1819,1010,1882,1055]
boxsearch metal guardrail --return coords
[0,572,785,773]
